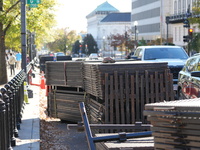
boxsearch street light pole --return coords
[102,36,106,56]
[135,26,137,45]
[85,44,88,56]
[21,0,27,73]
[134,21,138,49]
[166,16,169,45]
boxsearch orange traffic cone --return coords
[40,71,46,89]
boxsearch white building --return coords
[170,0,199,46]
[86,1,131,51]
[87,0,199,51]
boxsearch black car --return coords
[177,53,200,99]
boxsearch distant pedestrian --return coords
[27,54,30,63]
[15,52,22,70]
[8,53,17,76]
[5,53,9,67]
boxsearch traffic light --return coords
[183,19,190,28]
[188,28,193,38]
[183,35,190,42]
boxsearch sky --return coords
[55,0,131,32]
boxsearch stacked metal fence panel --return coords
[46,61,67,86]
[47,86,84,122]
[95,134,154,150]
[83,61,174,124]
[39,55,72,73]
[46,61,85,122]
[144,99,200,149]
[83,61,172,99]
[46,61,83,87]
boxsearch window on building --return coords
[175,27,177,41]
[183,0,186,13]
[102,29,106,36]
[174,0,177,14]
[178,0,182,13]
[113,29,117,34]
[187,0,191,8]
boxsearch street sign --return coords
[27,0,41,4]
[29,4,38,8]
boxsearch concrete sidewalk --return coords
[13,70,41,150]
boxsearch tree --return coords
[82,34,97,55]
[108,33,135,54]
[138,37,147,46]
[146,38,174,45]
[72,40,81,54]
[46,28,80,54]
[26,0,57,49]
[189,0,200,28]
[0,0,57,84]
[189,33,200,53]
[0,0,21,84]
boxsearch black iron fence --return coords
[0,69,26,150]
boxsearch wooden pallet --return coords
[86,65,174,125]
[47,86,85,122]
[144,98,200,149]
[46,61,84,87]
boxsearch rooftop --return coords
[86,1,119,18]
[101,12,131,22]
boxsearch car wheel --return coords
[178,88,185,100]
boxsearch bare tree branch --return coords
[5,0,20,14]
[4,12,20,34]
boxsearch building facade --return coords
[170,0,199,47]
[86,2,131,51]
[131,0,199,47]
[131,0,173,44]
[87,0,199,51]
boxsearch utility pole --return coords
[21,0,27,73]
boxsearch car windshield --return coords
[89,53,98,57]
[56,52,65,56]
[144,48,189,60]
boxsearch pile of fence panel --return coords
[45,61,83,87]
[46,61,85,122]
[47,86,84,122]
[39,55,72,73]
[83,61,175,125]
[144,99,200,149]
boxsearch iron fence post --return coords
[8,82,19,138]
[4,84,16,147]
[1,88,13,150]
[0,94,6,150]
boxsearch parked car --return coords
[56,52,65,56]
[79,53,87,57]
[125,52,134,59]
[131,45,189,92]
[177,53,200,99]
[89,53,98,60]
[71,53,79,58]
